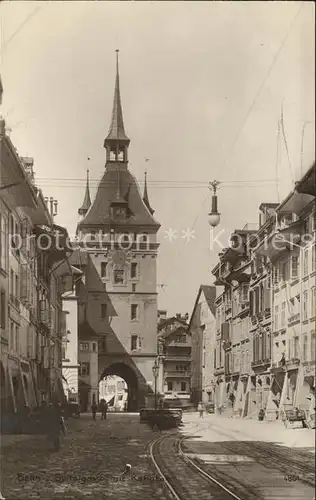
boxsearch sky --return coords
[1,1,315,317]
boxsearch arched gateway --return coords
[75,51,160,411]
[100,362,139,411]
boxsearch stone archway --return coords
[100,362,139,412]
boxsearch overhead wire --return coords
[275,119,281,203]
[161,190,211,285]
[280,103,294,184]
[212,2,304,182]
[157,3,304,293]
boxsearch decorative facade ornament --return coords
[108,248,132,267]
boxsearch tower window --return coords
[131,335,138,351]
[79,362,90,376]
[131,304,138,320]
[114,269,124,284]
[101,304,107,319]
[131,263,137,279]
[101,262,107,278]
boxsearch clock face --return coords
[109,249,127,266]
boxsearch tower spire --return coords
[104,50,130,147]
[143,169,154,215]
[78,168,91,217]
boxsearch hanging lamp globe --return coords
[208,194,221,227]
[208,181,221,227]
[208,211,221,227]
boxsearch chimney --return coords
[21,157,35,184]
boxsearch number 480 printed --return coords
[284,475,300,482]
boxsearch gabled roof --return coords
[188,285,216,329]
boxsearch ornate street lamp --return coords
[208,180,221,227]
[152,359,159,410]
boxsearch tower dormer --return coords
[104,50,130,164]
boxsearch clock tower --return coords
[76,51,160,410]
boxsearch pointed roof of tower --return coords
[143,171,155,215]
[78,169,91,216]
[104,50,130,145]
[78,165,160,229]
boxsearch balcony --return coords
[285,358,300,370]
[255,220,303,260]
[165,355,190,361]
[288,313,300,326]
[214,367,224,376]
[251,358,271,370]
[270,360,286,373]
[165,370,191,378]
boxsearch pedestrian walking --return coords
[197,401,204,418]
[91,402,97,420]
[99,399,107,420]
[102,401,108,420]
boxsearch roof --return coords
[159,324,188,339]
[104,51,130,145]
[201,285,216,315]
[78,169,91,215]
[69,249,89,267]
[78,319,99,339]
[295,162,315,196]
[158,316,188,331]
[78,164,160,229]
[143,171,154,215]
[188,285,216,329]
[259,202,279,210]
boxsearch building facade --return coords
[211,229,255,416]
[74,53,160,410]
[255,165,316,424]
[189,286,216,406]
[99,375,128,411]
[1,116,72,423]
[158,314,191,408]
[207,164,315,426]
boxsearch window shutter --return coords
[20,264,28,302]
[27,325,33,358]
[264,288,271,311]
[249,290,254,316]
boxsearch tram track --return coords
[204,422,315,487]
[149,431,253,500]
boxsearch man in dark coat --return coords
[46,403,64,451]
[91,402,97,420]
[101,401,108,420]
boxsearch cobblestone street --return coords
[0,413,169,500]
